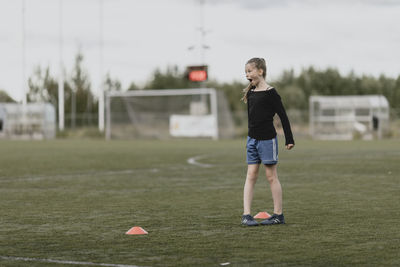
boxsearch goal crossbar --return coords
[107,88,215,97]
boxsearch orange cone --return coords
[254,212,271,219]
[126,226,148,235]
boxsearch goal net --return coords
[105,88,234,140]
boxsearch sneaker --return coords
[260,213,285,225]
[241,214,259,226]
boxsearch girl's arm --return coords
[271,90,295,148]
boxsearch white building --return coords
[0,103,56,140]
[309,95,389,140]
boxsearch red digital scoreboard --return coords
[186,65,208,82]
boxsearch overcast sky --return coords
[1,0,399,102]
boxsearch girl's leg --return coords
[243,164,260,215]
[265,164,283,214]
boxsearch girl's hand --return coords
[286,144,294,150]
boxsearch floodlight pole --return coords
[21,0,28,137]
[188,0,210,66]
[58,0,65,131]
[198,0,210,65]
[21,0,27,106]
[98,0,105,132]
[197,0,210,99]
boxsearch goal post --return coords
[105,88,221,140]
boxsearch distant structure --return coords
[0,103,56,140]
[309,95,389,140]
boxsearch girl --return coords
[241,58,295,226]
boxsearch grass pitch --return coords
[0,138,399,266]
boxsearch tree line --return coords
[132,65,400,117]
[1,52,399,128]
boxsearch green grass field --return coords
[0,138,399,266]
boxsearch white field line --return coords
[0,168,159,183]
[0,255,146,267]
[187,155,213,168]
[1,155,214,182]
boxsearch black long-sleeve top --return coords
[247,87,294,145]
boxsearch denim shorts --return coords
[246,136,278,165]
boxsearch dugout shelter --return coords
[309,95,389,140]
[0,103,56,140]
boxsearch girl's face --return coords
[245,63,264,86]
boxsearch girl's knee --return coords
[265,170,278,183]
[246,172,258,183]
[246,165,259,182]
[265,165,277,182]
[266,174,277,183]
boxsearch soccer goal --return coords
[105,88,234,140]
